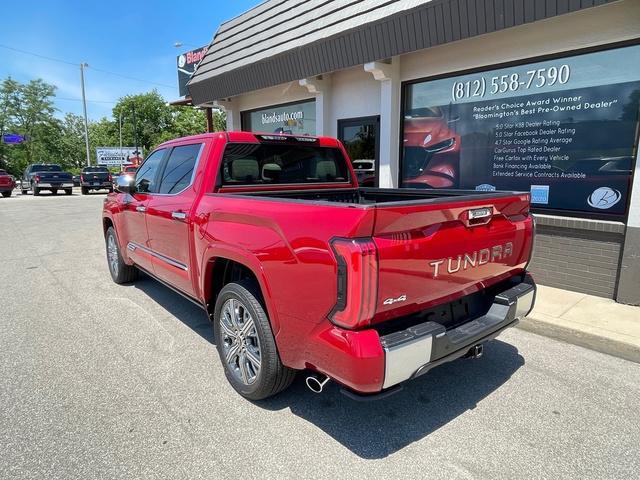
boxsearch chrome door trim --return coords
[126,242,188,271]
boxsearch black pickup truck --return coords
[21,164,74,196]
[80,166,113,194]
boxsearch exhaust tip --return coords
[305,374,330,393]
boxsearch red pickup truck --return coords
[103,132,535,400]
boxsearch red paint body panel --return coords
[103,131,534,394]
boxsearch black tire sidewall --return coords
[213,281,283,400]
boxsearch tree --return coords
[113,91,173,154]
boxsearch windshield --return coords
[82,167,109,173]
[221,143,350,186]
[32,164,62,172]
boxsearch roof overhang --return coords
[188,0,614,105]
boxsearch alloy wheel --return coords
[220,298,262,385]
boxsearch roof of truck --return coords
[157,131,342,148]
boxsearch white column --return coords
[365,57,400,188]
[214,99,240,131]
[299,75,331,136]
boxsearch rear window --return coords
[221,143,350,186]
[32,165,62,172]
[82,167,109,173]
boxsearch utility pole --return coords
[80,63,91,166]
[119,110,123,171]
[132,104,138,158]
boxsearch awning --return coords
[188,0,613,105]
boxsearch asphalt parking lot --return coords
[1,189,639,479]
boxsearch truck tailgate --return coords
[371,192,533,323]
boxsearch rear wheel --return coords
[1,191,11,198]
[105,226,138,284]
[214,280,295,400]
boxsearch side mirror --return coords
[115,174,136,194]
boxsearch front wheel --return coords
[105,226,138,284]
[214,280,295,400]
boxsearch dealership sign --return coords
[96,147,141,166]
[177,45,208,97]
[401,44,640,219]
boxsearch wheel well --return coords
[208,259,263,316]
[103,217,114,236]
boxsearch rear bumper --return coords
[309,276,535,395]
[81,182,112,188]
[35,183,74,188]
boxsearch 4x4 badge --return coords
[383,294,407,305]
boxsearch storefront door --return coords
[338,116,380,187]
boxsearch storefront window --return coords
[400,44,640,219]
[338,116,380,187]
[242,100,316,135]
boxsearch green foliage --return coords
[0,75,226,176]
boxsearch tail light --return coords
[329,238,378,329]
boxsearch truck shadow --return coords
[133,275,215,343]
[259,340,524,459]
[133,275,524,459]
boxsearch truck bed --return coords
[232,187,524,206]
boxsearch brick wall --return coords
[528,215,625,299]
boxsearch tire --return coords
[1,191,11,198]
[51,189,58,195]
[21,189,28,195]
[81,187,88,195]
[65,189,72,195]
[105,226,138,284]
[33,186,40,196]
[214,279,296,400]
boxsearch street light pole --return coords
[119,111,123,171]
[80,63,91,166]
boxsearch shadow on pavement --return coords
[260,340,523,458]
[133,274,214,343]
[133,274,524,459]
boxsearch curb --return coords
[516,316,640,365]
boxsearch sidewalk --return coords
[517,285,640,363]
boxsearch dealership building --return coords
[186,0,640,304]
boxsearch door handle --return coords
[171,211,187,220]
[136,206,146,213]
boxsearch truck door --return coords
[146,143,203,297]
[121,148,167,273]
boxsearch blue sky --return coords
[0,0,258,120]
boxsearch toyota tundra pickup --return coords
[103,132,535,400]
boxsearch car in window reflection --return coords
[402,106,461,189]
[352,159,376,187]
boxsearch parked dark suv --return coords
[80,166,113,194]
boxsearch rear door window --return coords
[221,143,350,186]
[157,143,202,194]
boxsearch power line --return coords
[0,43,176,90]
[57,97,116,104]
